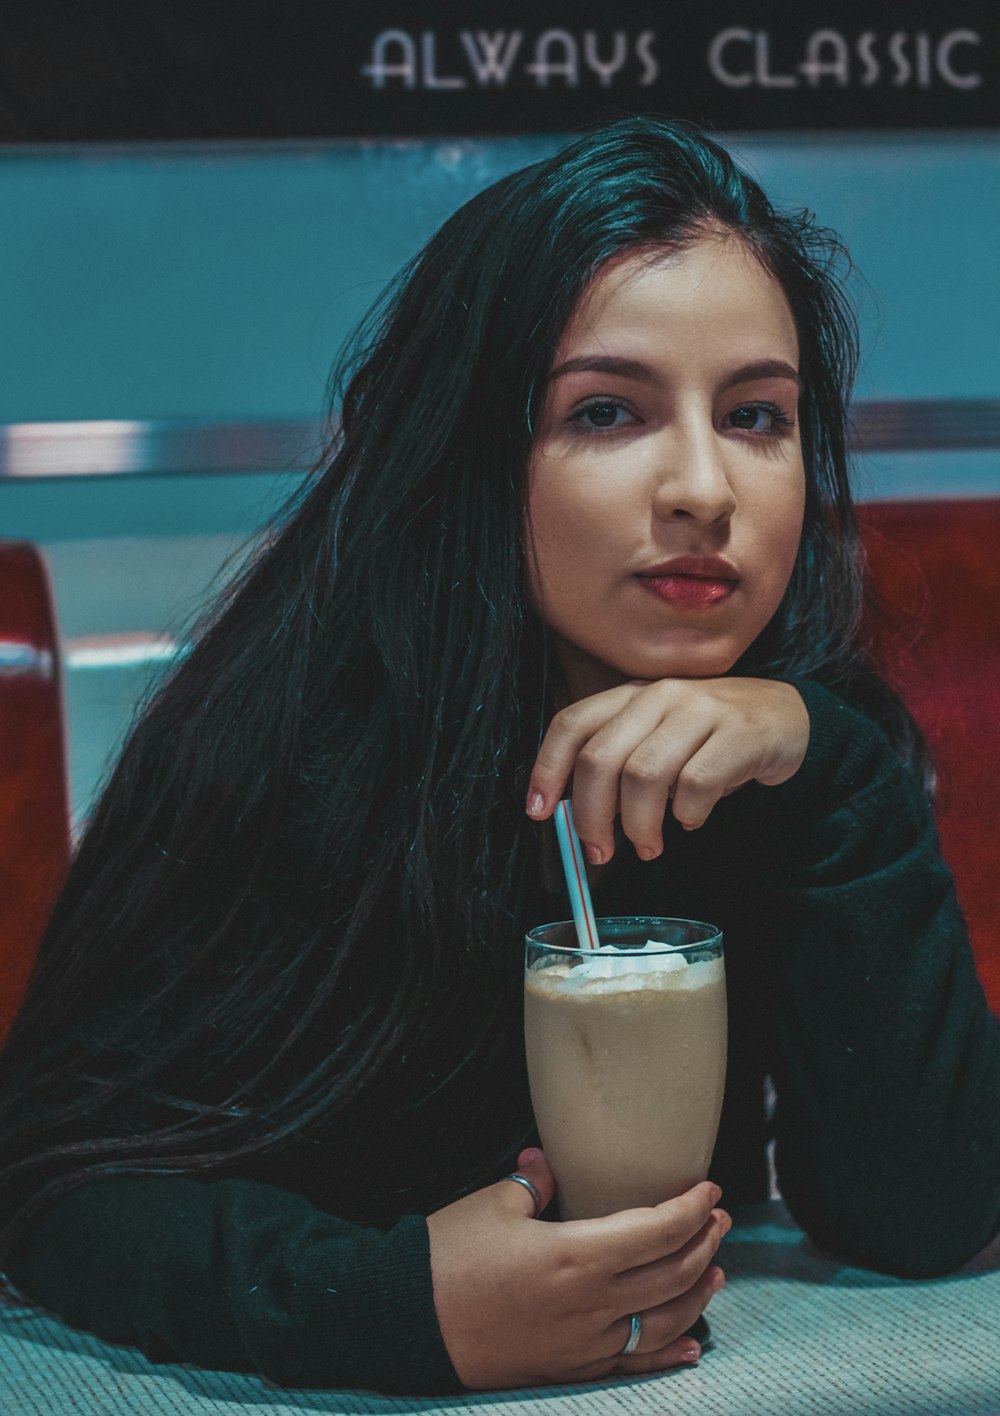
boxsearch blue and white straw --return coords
[553,799,599,951]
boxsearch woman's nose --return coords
[651,421,737,524]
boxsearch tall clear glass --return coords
[524,917,726,1220]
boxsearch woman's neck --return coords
[549,633,630,706]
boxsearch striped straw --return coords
[553,799,599,951]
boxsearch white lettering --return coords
[636,30,658,87]
[365,26,988,98]
[888,32,911,87]
[708,28,753,88]
[755,31,799,88]
[799,29,850,87]
[459,30,523,87]
[526,29,579,87]
[421,32,467,90]
[857,32,880,87]
[583,31,628,88]
[938,30,981,89]
[361,29,417,89]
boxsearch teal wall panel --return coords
[1,132,997,427]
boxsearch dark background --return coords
[1,1,997,143]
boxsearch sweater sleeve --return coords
[6,1173,463,1394]
[741,678,1000,1278]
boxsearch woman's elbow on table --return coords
[781,1183,1000,1281]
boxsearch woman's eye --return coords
[569,398,636,433]
[726,402,795,435]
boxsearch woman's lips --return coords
[636,574,737,607]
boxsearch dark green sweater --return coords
[6,682,1000,1393]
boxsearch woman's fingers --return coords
[525,681,746,859]
[572,1331,702,1385]
[614,1208,731,1312]
[492,1147,557,1219]
[571,1263,723,1382]
[527,679,811,859]
[526,685,642,826]
[528,684,717,861]
[428,1168,725,1389]
[616,1331,704,1375]
[578,709,718,860]
[616,717,713,853]
[611,1264,724,1374]
[665,729,757,832]
[569,1180,722,1274]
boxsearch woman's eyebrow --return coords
[723,358,800,389]
[549,354,800,388]
[549,355,660,384]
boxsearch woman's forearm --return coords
[7,1173,461,1393]
[751,680,1000,1275]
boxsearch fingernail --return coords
[718,1212,733,1236]
[710,1184,723,1205]
[519,1147,543,1164]
[636,845,658,861]
[711,1269,726,1294]
[584,844,604,864]
[683,1344,701,1364]
[526,792,545,817]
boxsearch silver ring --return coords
[503,1172,542,1217]
[619,1312,643,1356]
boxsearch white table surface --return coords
[3,1200,998,1416]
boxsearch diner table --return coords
[2,1200,998,1416]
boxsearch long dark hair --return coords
[0,117,923,1264]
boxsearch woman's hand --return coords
[426,1149,728,1389]
[525,677,809,862]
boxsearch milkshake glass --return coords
[524,917,726,1220]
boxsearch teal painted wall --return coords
[2,133,998,423]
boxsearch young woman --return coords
[1,118,998,1396]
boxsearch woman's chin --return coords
[614,640,744,684]
[558,641,744,698]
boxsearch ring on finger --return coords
[502,1172,542,1217]
[618,1312,643,1356]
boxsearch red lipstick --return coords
[635,555,739,608]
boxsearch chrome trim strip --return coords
[0,419,330,479]
[63,635,186,670]
[850,400,1000,452]
[0,641,54,677]
[0,402,998,479]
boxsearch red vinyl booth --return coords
[0,542,70,1043]
[0,502,998,1047]
[860,499,1000,1015]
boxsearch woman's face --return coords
[525,231,806,698]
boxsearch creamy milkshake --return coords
[524,919,726,1220]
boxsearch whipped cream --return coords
[572,941,688,979]
[532,942,722,993]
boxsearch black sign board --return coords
[2,3,997,144]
